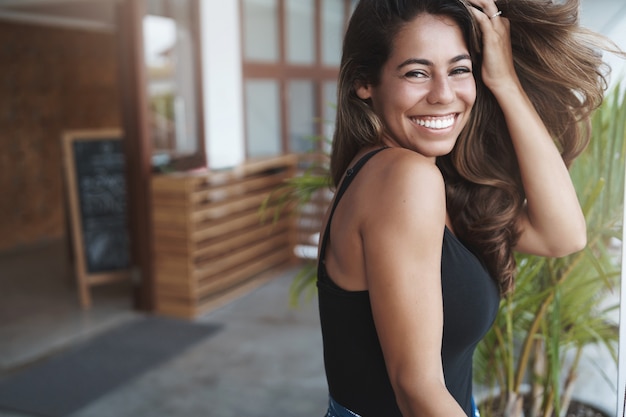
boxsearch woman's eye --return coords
[451,67,472,76]
[405,70,427,78]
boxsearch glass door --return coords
[142,0,204,169]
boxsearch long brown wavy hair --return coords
[330,0,615,294]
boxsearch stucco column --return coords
[199,0,245,170]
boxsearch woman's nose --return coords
[426,76,455,105]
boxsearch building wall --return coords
[0,21,122,252]
[579,2,626,414]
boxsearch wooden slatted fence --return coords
[150,155,298,318]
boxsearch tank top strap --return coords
[317,147,389,271]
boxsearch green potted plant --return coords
[259,135,332,306]
[475,85,625,417]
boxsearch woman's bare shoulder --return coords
[364,147,445,197]
[354,148,447,228]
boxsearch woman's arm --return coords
[361,150,467,417]
[469,0,587,257]
[493,83,587,256]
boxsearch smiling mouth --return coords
[411,114,456,130]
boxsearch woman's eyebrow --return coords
[396,54,472,70]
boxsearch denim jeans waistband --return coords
[325,396,362,417]
[324,395,480,417]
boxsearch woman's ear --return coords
[355,82,372,100]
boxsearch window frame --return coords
[240,0,352,158]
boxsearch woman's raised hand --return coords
[467,0,520,94]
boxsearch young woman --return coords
[317,0,616,416]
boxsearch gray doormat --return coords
[0,316,221,417]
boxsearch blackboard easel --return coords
[62,129,131,308]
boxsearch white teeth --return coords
[412,116,455,130]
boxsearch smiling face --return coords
[356,13,476,160]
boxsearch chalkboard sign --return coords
[62,129,131,308]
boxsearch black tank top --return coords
[317,148,500,417]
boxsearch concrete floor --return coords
[0,239,328,417]
[0,240,136,375]
[0,239,620,417]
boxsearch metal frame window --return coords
[240,0,352,158]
